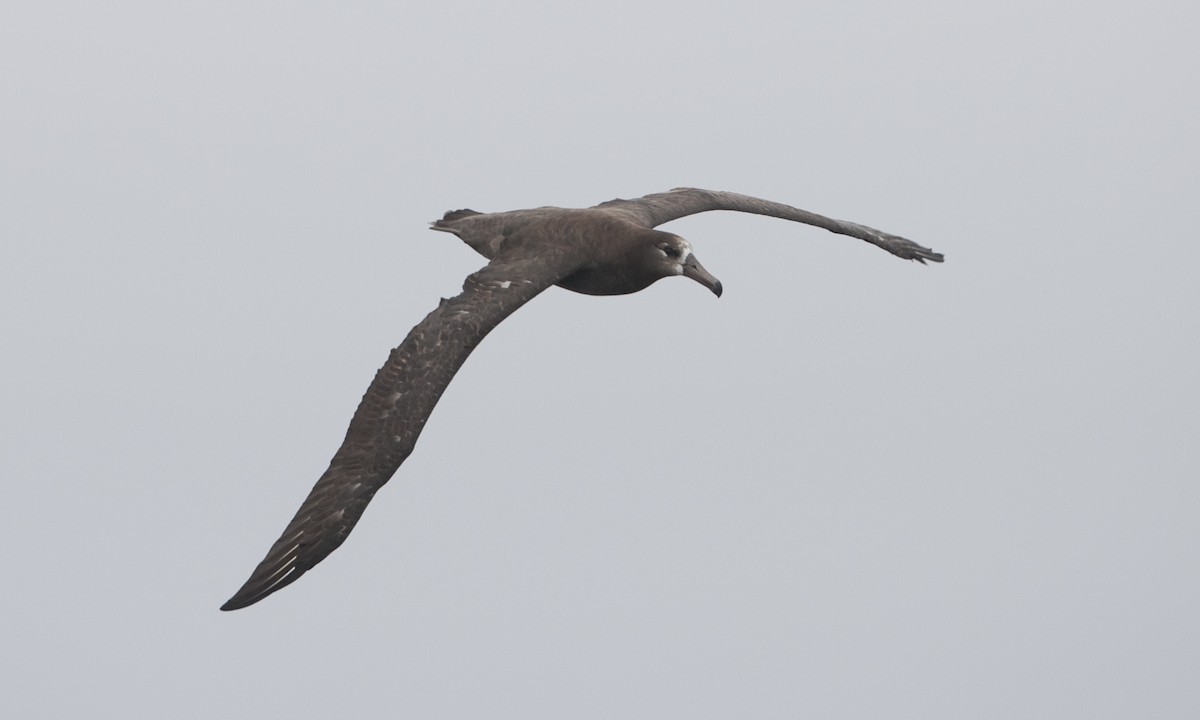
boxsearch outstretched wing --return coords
[221,248,580,610]
[595,187,943,263]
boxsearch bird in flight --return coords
[221,187,943,610]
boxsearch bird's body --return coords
[434,208,686,296]
[221,187,942,611]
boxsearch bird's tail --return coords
[429,208,482,235]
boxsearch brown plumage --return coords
[220,187,942,610]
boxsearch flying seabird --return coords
[221,187,943,610]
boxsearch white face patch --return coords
[667,235,696,274]
[668,237,694,275]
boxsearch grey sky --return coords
[3,1,1197,718]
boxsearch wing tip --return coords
[219,569,299,611]
[219,597,247,612]
[219,578,274,612]
[220,548,308,611]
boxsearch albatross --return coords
[221,187,943,610]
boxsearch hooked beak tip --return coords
[681,252,723,298]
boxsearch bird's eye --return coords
[657,243,681,258]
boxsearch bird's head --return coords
[644,232,723,297]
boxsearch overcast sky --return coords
[3,1,1198,718]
